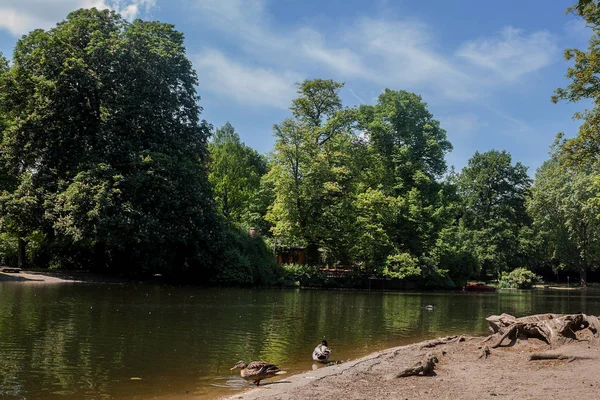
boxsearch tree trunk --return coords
[580,267,587,288]
[305,243,320,265]
[93,242,107,271]
[480,260,489,281]
[17,236,26,269]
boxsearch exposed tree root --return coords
[420,335,465,349]
[395,353,438,378]
[478,345,491,359]
[485,313,600,348]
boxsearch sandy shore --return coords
[0,270,132,284]
[222,334,600,400]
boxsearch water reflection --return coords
[0,284,599,399]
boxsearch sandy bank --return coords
[0,270,132,284]
[222,333,600,400]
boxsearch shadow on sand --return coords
[256,381,292,387]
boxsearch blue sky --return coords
[0,0,592,174]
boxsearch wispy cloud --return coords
[440,114,483,137]
[191,1,558,108]
[482,104,534,134]
[194,49,302,109]
[348,18,480,100]
[299,30,367,77]
[457,26,558,81]
[0,0,156,36]
[347,88,366,105]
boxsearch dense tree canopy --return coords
[208,122,267,226]
[456,150,531,278]
[0,8,221,275]
[553,1,600,168]
[528,155,600,286]
[1,4,598,289]
[358,90,452,195]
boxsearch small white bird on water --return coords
[312,339,332,363]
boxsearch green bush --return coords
[211,227,281,286]
[417,255,455,289]
[280,264,327,287]
[500,267,541,289]
[382,253,421,280]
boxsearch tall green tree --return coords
[0,9,221,275]
[457,150,531,278]
[528,156,600,286]
[266,79,357,263]
[357,90,453,258]
[208,122,266,226]
[553,0,600,166]
[358,90,452,195]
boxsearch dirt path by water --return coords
[222,334,600,400]
[0,270,131,284]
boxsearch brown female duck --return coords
[230,360,286,386]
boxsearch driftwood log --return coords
[395,353,438,378]
[485,313,600,348]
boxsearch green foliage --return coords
[208,122,267,226]
[432,225,479,286]
[350,188,398,269]
[212,228,280,286]
[291,79,344,129]
[456,150,532,278]
[528,156,600,285]
[382,253,421,280]
[0,9,221,276]
[266,79,357,264]
[280,264,327,287]
[499,267,541,289]
[2,8,578,290]
[358,90,452,195]
[552,1,600,166]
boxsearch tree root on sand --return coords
[395,353,438,378]
[485,313,600,349]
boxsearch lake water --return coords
[0,283,598,399]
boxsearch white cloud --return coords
[190,1,558,109]
[193,0,279,49]
[457,26,558,81]
[0,0,156,36]
[299,32,366,77]
[440,114,482,137]
[194,49,302,109]
[482,104,534,134]
[191,3,481,101]
[348,18,479,100]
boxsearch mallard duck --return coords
[230,360,286,386]
[312,340,332,363]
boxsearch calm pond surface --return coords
[0,282,599,400]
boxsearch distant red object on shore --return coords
[462,283,496,292]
